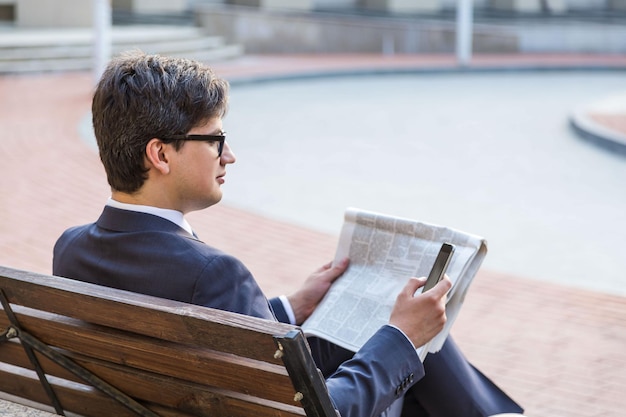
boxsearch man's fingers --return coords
[329,257,349,274]
[401,275,451,299]
[315,260,333,272]
[427,275,452,298]
[318,257,348,273]
[391,276,450,348]
[402,277,427,296]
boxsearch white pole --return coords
[456,0,473,66]
[93,0,112,84]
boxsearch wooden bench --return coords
[0,265,338,417]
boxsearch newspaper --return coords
[301,207,487,361]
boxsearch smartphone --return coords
[422,243,455,293]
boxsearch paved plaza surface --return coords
[1,54,626,417]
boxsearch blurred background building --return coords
[2,0,626,27]
[0,0,625,75]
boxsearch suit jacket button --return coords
[395,385,403,396]
[409,373,414,383]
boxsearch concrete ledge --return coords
[569,94,626,156]
[362,0,442,13]
[229,0,313,10]
[194,4,518,54]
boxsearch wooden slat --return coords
[0,339,303,416]
[0,339,29,368]
[0,266,295,364]
[0,358,304,417]
[1,306,297,405]
[0,363,165,417]
[0,339,83,383]
[66,352,305,417]
[0,364,48,407]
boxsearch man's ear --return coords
[145,138,171,175]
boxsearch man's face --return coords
[168,117,236,214]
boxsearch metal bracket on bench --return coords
[0,290,160,417]
[1,290,65,415]
[274,330,340,417]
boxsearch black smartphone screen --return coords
[422,243,455,293]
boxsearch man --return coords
[53,51,523,417]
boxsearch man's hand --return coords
[287,258,350,325]
[389,275,452,348]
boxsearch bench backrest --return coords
[0,266,338,417]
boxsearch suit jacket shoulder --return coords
[53,206,274,320]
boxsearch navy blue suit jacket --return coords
[53,206,423,417]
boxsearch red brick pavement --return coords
[1,54,626,417]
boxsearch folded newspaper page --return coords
[301,207,487,361]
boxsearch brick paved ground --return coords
[1,54,626,417]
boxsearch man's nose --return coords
[221,141,236,164]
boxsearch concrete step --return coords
[0,44,244,73]
[0,26,210,47]
[0,37,227,60]
[0,25,244,73]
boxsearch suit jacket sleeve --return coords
[270,297,423,417]
[269,297,290,323]
[325,325,424,417]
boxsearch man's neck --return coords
[111,190,179,211]
[111,190,149,206]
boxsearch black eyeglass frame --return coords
[160,134,226,157]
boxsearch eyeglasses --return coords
[161,133,226,157]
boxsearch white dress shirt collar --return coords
[106,198,194,236]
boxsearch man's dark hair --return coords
[92,50,229,193]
